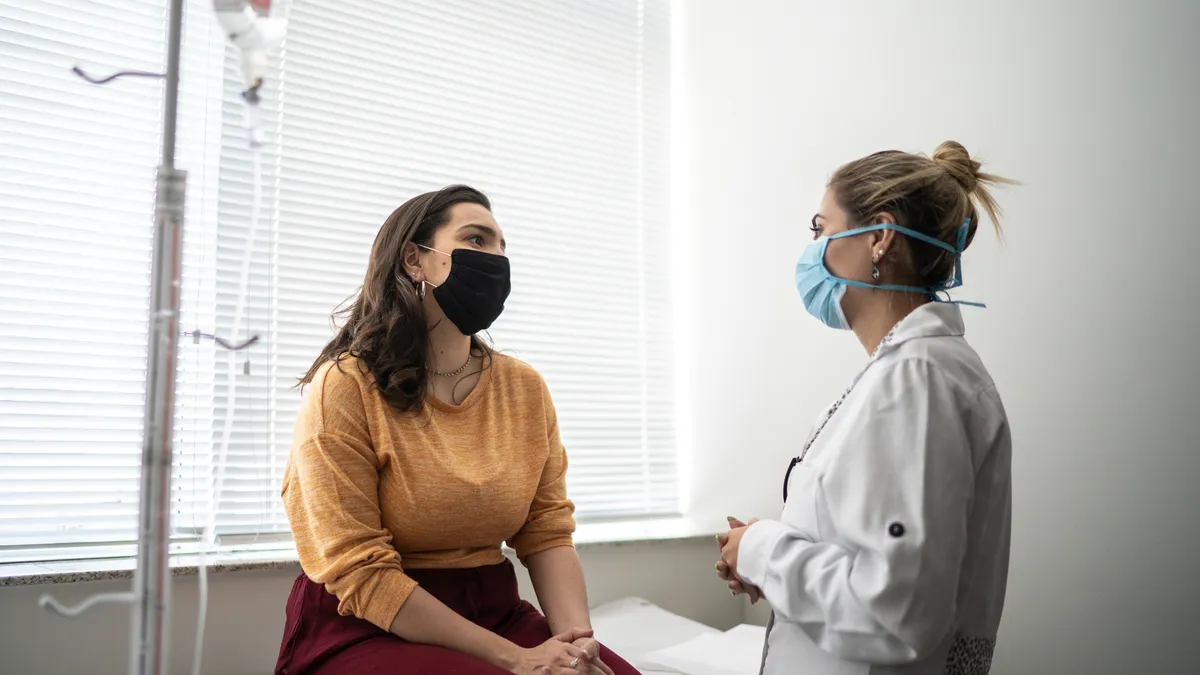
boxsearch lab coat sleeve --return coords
[738,358,974,664]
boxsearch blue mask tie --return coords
[794,219,983,330]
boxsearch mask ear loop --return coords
[834,220,984,306]
[951,217,970,289]
[935,218,970,292]
[418,244,452,258]
[409,244,451,299]
[929,219,987,306]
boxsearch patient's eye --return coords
[467,234,485,246]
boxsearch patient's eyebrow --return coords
[460,222,507,250]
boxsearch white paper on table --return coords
[640,623,767,675]
[723,623,767,644]
[590,597,722,673]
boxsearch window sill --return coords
[0,516,720,588]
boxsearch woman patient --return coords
[275,185,639,675]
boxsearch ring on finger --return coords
[569,657,580,669]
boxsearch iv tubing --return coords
[192,110,265,675]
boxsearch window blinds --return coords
[0,0,227,559]
[0,0,675,564]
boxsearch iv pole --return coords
[130,0,285,669]
[129,0,188,669]
[36,3,284,672]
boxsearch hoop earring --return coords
[871,262,881,282]
[417,280,427,300]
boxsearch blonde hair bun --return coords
[932,140,981,194]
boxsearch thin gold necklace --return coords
[428,354,472,378]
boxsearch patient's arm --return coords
[390,587,595,674]
[513,381,587,634]
[389,586,525,668]
[526,545,592,634]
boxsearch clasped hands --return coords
[715,516,763,604]
[514,627,615,675]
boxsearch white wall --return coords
[0,539,741,675]
[678,0,1200,673]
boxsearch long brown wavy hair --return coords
[299,185,492,413]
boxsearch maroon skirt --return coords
[275,559,641,675]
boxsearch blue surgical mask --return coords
[794,219,977,330]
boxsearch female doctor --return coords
[716,141,1014,675]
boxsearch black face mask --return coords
[426,248,511,335]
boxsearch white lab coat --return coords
[739,303,1012,675]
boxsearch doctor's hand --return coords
[716,518,762,603]
[715,559,762,604]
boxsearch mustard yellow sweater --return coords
[282,353,576,630]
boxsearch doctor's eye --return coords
[466,234,485,246]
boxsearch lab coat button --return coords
[888,522,905,537]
